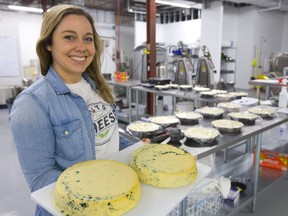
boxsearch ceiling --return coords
[223,0,288,11]
[0,0,201,16]
[0,0,288,16]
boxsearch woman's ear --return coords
[47,45,52,52]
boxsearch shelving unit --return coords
[220,47,237,91]
[169,108,288,216]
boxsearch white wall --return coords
[223,7,238,46]
[222,5,287,89]
[201,1,223,82]
[253,10,284,72]
[234,7,256,89]
[222,6,238,84]
[0,11,42,86]
[134,19,201,47]
[96,23,117,74]
[0,10,118,86]
[134,21,165,46]
[281,13,288,51]
[162,19,201,46]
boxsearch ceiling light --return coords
[8,5,43,13]
[155,0,195,9]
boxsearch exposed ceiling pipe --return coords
[127,0,146,15]
[257,0,284,12]
[127,0,160,16]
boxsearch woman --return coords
[9,4,122,215]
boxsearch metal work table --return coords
[131,85,220,119]
[173,108,288,215]
[249,79,281,100]
[107,79,141,122]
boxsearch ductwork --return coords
[257,0,284,12]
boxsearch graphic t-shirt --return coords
[66,77,119,159]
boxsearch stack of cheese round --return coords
[53,160,142,216]
[130,144,198,188]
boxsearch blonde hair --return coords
[36,4,114,104]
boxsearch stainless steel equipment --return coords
[175,57,194,85]
[171,41,196,86]
[156,62,167,78]
[132,44,167,104]
[195,46,216,89]
[269,52,288,75]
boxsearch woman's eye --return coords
[64,35,75,40]
[84,37,94,43]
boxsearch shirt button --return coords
[64,130,69,135]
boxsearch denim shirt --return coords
[9,67,97,195]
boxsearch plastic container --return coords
[175,101,194,113]
[278,81,288,108]
[279,124,287,141]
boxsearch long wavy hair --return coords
[36,4,114,104]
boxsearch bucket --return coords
[175,101,194,113]
[114,71,128,82]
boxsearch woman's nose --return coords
[75,40,87,52]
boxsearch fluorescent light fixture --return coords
[155,0,193,9]
[8,5,43,13]
[128,8,160,16]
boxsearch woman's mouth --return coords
[70,56,86,62]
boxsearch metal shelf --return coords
[210,152,286,216]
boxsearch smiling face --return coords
[47,14,96,83]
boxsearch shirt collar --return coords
[45,66,96,94]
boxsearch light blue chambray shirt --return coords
[10,67,98,191]
[9,67,134,216]
[9,67,99,215]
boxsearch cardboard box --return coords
[258,149,288,171]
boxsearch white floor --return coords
[1,107,288,216]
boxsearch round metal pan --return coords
[126,121,161,139]
[184,126,220,146]
[149,116,180,128]
[197,107,225,119]
[248,106,276,119]
[211,119,244,133]
[174,112,203,125]
[217,102,241,112]
[184,137,219,147]
[215,93,235,102]
[228,112,259,126]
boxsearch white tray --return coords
[31,143,211,216]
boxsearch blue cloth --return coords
[9,67,96,194]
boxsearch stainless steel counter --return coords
[249,79,281,100]
[131,85,221,119]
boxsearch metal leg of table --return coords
[265,86,270,100]
[251,133,262,212]
[223,148,228,163]
[172,96,176,113]
[128,87,132,122]
[256,86,260,104]
[136,90,139,120]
